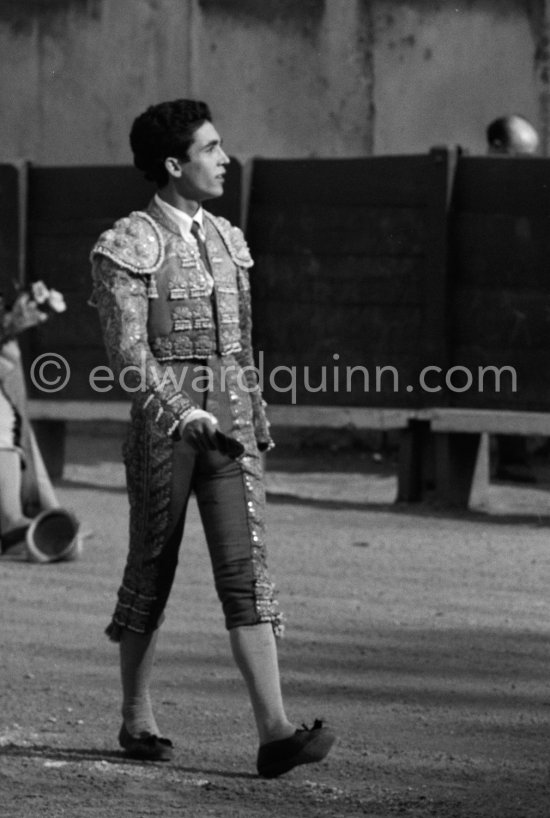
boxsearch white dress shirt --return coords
[153,194,214,292]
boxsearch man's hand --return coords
[179,411,219,452]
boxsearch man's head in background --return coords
[486,114,540,156]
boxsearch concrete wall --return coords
[373,0,549,156]
[0,0,548,164]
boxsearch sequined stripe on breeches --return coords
[106,405,176,637]
[204,356,283,635]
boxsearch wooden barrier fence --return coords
[2,150,550,504]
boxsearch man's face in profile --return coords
[172,121,230,202]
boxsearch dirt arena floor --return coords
[2,428,550,817]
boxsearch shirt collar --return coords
[153,194,204,240]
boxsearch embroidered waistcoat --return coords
[91,199,253,362]
[90,199,273,449]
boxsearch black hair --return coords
[129,99,212,187]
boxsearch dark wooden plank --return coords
[452,156,550,215]
[252,301,423,355]
[446,155,550,413]
[452,288,550,350]
[27,234,101,290]
[251,255,424,305]
[28,166,154,220]
[28,299,103,349]
[248,202,427,255]
[249,156,432,206]
[28,158,243,226]
[23,343,129,402]
[419,147,457,388]
[446,348,550,411]
[28,218,119,237]
[248,152,451,410]
[451,213,550,287]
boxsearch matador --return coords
[90,98,334,777]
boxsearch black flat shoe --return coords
[257,719,335,778]
[118,723,174,762]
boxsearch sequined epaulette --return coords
[205,213,254,269]
[90,211,164,274]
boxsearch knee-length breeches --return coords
[105,356,283,641]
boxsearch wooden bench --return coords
[266,405,414,431]
[269,406,550,507]
[28,400,417,481]
[29,400,547,509]
[407,408,550,507]
[28,400,131,479]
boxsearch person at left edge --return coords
[0,290,79,559]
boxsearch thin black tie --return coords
[191,220,211,272]
[191,219,219,349]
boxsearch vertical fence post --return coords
[397,147,460,501]
[422,146,460,387]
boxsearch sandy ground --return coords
[2,430,550,817]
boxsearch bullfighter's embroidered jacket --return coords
[89,199,272,450]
